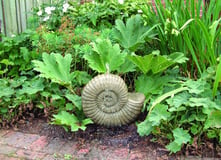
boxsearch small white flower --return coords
[11,34,16,37]
[45,7,52,14]
[63,3,69,9]
[138,10,143,13]
[62,3,69,12]
[37,10,42,16]
[50,6,55,11]
[45,6,55,15]
[118,0,124,4]
[43,16,50,21]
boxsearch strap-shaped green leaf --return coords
[32,53,74,86]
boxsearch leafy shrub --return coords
[137,69,221,153]
[0,30,40,77]
[141,0,221,77]
[33,53,93,131]
[68,0,145,29]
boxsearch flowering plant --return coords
[35,0,70,30]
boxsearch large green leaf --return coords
[113,14,157,51]
[83,39,126,73]
[65,94,82,110]
[128,54,154,74]
[128,51,187,74]
[135,74,170,97]
[32,53,74,86]
[52,111,93,132]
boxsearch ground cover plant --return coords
[0,0,220,156]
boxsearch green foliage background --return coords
[0,0,220,154]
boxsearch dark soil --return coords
[14,117,221,160]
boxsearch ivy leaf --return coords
[172,128,191,144]
[113,14,157,51]
[166,141,182,153]
[204,110,221,129]
[137,118,154,136]
[84,39,126,73]
[149,104,171,126]
[32,53,74,86]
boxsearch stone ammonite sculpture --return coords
[82,74,145,126]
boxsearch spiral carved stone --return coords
[82,74,145,126]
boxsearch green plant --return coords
[33,52,93,131]
[141,0,221,77]
[213,55,221,97]
[128,50,188,74]
[112,14,157,52]
[0,30,40,78]
[64,154,72,160]
[0,77,45,126]
[69,0,145,29]
[137,72,221,153]
[83,38,127,73]
[33,0,70,31]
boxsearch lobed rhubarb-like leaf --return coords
[32,53,74,86]
[128,51,187,74]
[113,14,157,52]
[84,39,126,73]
